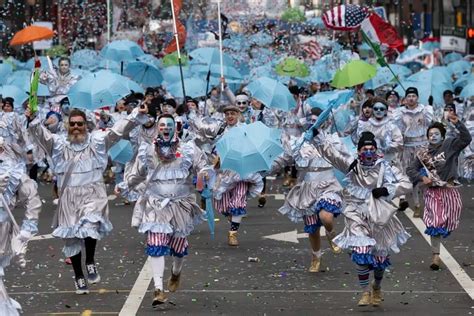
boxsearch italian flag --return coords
[361,13,404,54]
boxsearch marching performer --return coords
[407,114,471,270]
[116,113,209,306]
[0,138,41,315]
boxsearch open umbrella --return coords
[0,85,29,105]
[444,52,463,65]
[447,60,472,80]
[331,60,377,88]
[71,49,102,70]
[137,54,161,68]
[10,25,54,46]
[161,66,192,84]
[189,47,234,69]
[395,67,453,105]
[6,70,50,96]
[101,40,144,62]
[275,57,310,78]
[108,139,134,164]
[460,82,474,98]
[307,89,354,111]
[68,70,143,111]
[215,122,283,177]
[166,77,207,98]
[0,63,13,85]
[396,46,431,64]
[125,61,163,87]
[249,32,273,47]
[363,66,397,89]
[245,76,296,111]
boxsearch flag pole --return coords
[170,0,187,100]
[217,0,224,91]
[361,31,405,91]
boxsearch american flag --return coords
[322,4,369,31]
[303,40,323,60]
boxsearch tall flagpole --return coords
[217,0,224,91]
[170,0,187,100]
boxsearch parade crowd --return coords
[0,15,473,315]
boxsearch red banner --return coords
[164,0,186,54]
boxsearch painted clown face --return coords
[157,117,175,142]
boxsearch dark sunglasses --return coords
[373,107,386,111]
[237,101,248,105]
[69,121,85,127]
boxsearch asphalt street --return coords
[5,178,474,315]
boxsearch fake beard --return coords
[154,137,179,161]
[67,132,87,144]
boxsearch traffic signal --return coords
[468,27,474,40]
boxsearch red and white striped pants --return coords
[423,187,462,232]
[147,232,188,255]
[213,182,249,215]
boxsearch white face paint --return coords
[235,95,249,112]
[158,117,175,141]
[428,128,443,145]
[372,102,387,119]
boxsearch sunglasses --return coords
[237,101,248,105]
[373,107,386,111]
[69,121,85,127]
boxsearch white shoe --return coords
[53,199,59,205]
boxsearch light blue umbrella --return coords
[97,59,121,74]
[189,47,234,69]
[71,49,102,70]
[68,70,143,111]
[249,31,273,46]
[24,56,50,71]
[363,66,397,89]
[444,52,463,64]
[387,64,412,79]
[108,139,134,164]
[166,77,207,98]
[71,68,92,78]
[247,65,274,82]
[396,46,431,64]
[101,40,145,62]
[307,89,354,111]
[125,61,163,88]
[7,71,50,96]
[0,85,29,105]
[137,54,161,68]
[200,186,215,238]
[245,76,296,111]
[161,66,192,84]
[447,60,471,79]
[395,68,453,105]
[0,63,13,85]
[215,122,283,177]
[460,82,474,98]
[454,73,474,89]
[192,63,243,83]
